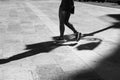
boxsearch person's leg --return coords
[59,9,65,38]
[64,12,77,33]
[64,12,82,41]
[57,8,67,42]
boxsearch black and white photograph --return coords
[0,0,120,80]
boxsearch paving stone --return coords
[7,22,22,33]
[31,54,57,66]
[35,64,66,80]
[2,66,33,80]
[52,51,90,73]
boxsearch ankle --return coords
[74,31,78,33]
[59,36,64,38]
[57,36,64,40]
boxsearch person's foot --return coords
[75,32,82,41]
[56,37,67,43]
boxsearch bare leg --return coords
[59,9,66,38]
[64,12,77,33]
[64,12,81,41]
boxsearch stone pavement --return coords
[0,0,120,80]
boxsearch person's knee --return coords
[65,22,72,26]
[64,21,69,25]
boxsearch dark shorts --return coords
[60,6,75,14]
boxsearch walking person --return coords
[57,0,82,42]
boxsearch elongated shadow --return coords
[108,14,120,21]
[83,14,120,37]
[0,41,61,64]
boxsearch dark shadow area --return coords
[107,14,120,28]
[53,34,76,42]
[0,41,61,64]
[83,14,120,37]
[108,14,120,21]
[0,37,101,65]
[53,34,102,51]
[53,34,102,50]
[77,41,101,50]
[76,37,102,50]
[0,40,78,64]
[68,70,104,80]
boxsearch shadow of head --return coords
[107,14,120,28]
[108,14,120,21]
[76,38,102,50]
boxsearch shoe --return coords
[56,37,67,43]
[75,32,81,41]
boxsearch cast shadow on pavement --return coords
[107,14,120,28]
[0,38,101,64]
[0,41,61,64]
[83,14,120,37]
[76,38,102,50]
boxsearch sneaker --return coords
[56,37,67,43]
[75,32,81,41]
